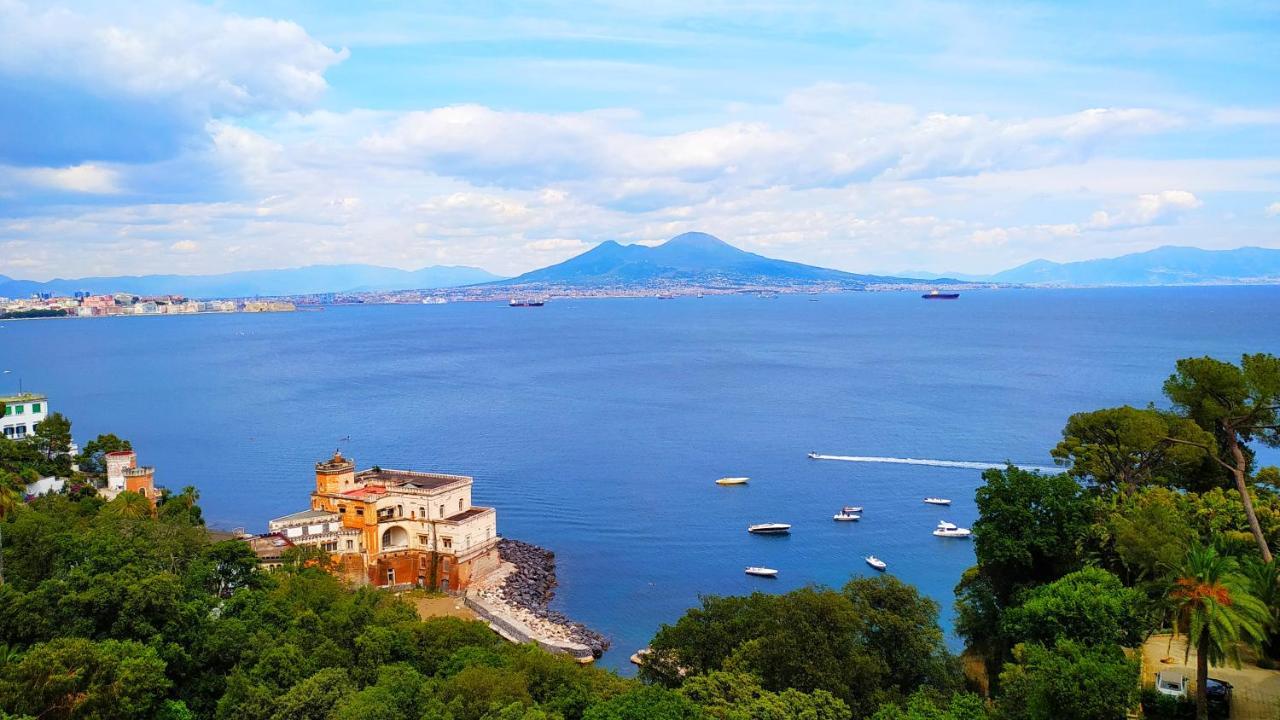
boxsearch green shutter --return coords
[31,403,40,413]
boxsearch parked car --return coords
[1155,670,1189,698]
[1206,677,1232,718]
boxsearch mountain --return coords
[0,264,503,299]
[499,232,922,287]
[990,246,1280,285]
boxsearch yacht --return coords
[833,506,862,521]
[748,523,792,535]
[865,555,887,571]
[716,476,749,486]
[923,497,952,506]
[745,566,779,577]
[932,521,972,538]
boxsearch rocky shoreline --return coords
[472,539,610,658]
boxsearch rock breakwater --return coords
[473,539,610,658]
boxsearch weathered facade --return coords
[268,452,500,590]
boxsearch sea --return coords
[3,286,1278,670]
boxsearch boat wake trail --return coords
[810,454,1062,474]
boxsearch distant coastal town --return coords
[0,292,296,319]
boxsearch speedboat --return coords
[748,523,792,535]
[865,555,887,571]
[745,566,779,577]
[932,521,972,538]
[833,507,862,521]
[923,497,952,506]
[716,476,749,486]
[807,451,820,459]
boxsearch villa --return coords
[267,451,500,591]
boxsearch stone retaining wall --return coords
[464,594,595,663]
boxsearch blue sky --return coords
[1,0,1278,279]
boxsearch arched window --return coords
[381,526,408,550]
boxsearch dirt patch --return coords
[1142,634,1280,719]
[408,593,476,621]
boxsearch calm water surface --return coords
[3,287,1278,670]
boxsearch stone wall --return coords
[464,595,595,663]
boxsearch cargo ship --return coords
[922,290,960,300]
[509,298,545,307]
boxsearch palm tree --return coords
[1241,557,1280,660]
[1168,545,1269,720]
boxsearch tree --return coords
[1164,354,1280,561]
[1052,406,1212,494]
[1000,568,1149,649]
[1106,488,1198,583]
[870,690,989,720]
[996,640,1138,720]
[0,470,28,585]
[0,637,171,720]
[841,574,960,697]
[678,671,849,720]
[31,413,72,465]
[582,687,708,720]
[971,466,1095,601]
[1240,557,1279,660]
[1167,545,1270,720]
[76,434,132,476]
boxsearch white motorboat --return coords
[716,476,749,486]
[748,523,792,535]
[923,497,952,506]
[932,521,972,538]
[833,507,861,521]
[865,555,887,571]
[807,451,820,459]
[745,566,779,577]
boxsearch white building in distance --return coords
[1,392,48,440]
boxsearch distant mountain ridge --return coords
[989,246,1280,285]
[499,232,927,287]
[0,264,503,299]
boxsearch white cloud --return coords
[1086,190,1203,230]
[19,163,121,193]
[0,1,347,115]
[1266,201,1280,217]
[170,240,199,253]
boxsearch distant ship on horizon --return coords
[922,290,960,300]
[509,298,545,307]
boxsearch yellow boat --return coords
[716,476,749,486]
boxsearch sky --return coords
[0,0,1278,280]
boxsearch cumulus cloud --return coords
[0,1,346,114]
[18,163,122,193]
[1267,201,1280,217]
[1086,190,1203,230]
[359,92,1179,192]
[170,240,199,253]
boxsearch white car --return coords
[1154,670,1188,698]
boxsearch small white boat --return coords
[807,451,820,459]
[865,555,887,571]
[716,476,749,486]
[923,497,952,506]
[745,566,779,577]
[933,521,972,538]
[833,507,861,521]
[748,523,792,535]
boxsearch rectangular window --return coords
[2,406,9,416]
[31,403,40,413]
[442,537,452,549]
[418,534,429,546]
[14,406,23,415]
[345,540,353,550]
[355,507,364,516]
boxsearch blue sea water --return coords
[2,286,1278,670]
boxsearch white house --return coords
[1,392,48,440]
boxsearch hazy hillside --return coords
[0,264,503,299]
[500,232,924,286]
[991,246,1280,285]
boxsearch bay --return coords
[2,286,1277,670]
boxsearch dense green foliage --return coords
[956,354,1280,720]
[642,575,962,717]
